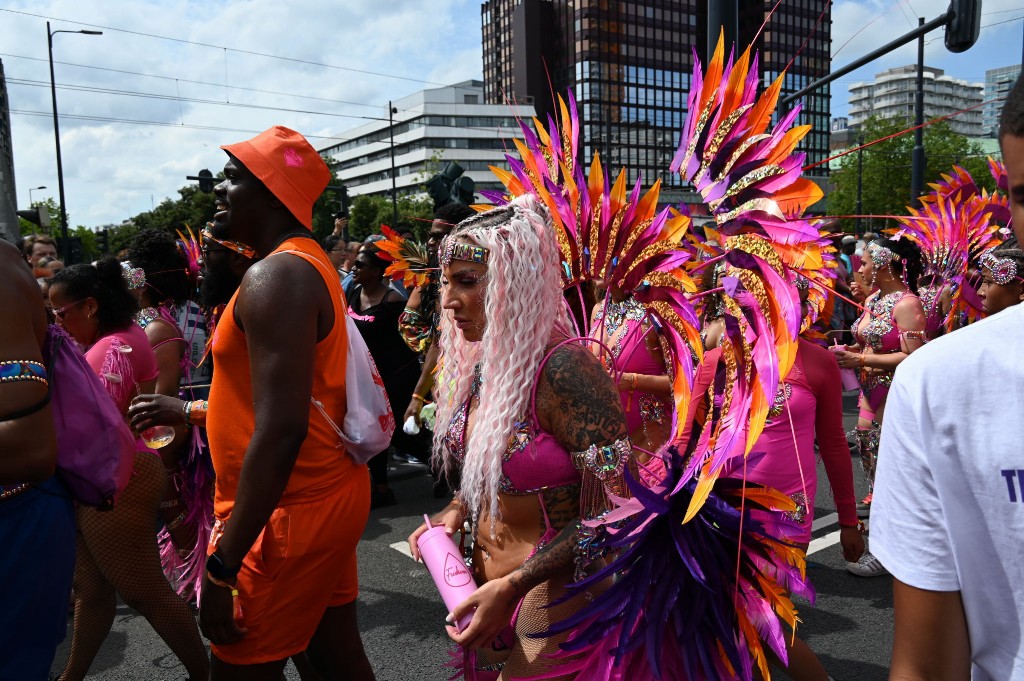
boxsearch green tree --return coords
[347,194,435,242]
[828,116,994,233]
[130,179,220,237]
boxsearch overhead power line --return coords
[1,7,448,85]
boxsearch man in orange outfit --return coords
[199,125,375,681]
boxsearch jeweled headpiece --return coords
[440,239,489,269]
[120,261,146,290]
[980,250,1021,286]
[867,241,895,267]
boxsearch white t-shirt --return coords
[873,303,1024,680]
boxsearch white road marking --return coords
[390,541,414,559]
[811,512,838,531]
[808,529,842,555]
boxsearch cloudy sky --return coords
[2,0,1022,229]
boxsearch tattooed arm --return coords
[508,342,630,593]
[448,342,629,649]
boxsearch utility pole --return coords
[856,133,864,236]
[388,101,399,228]
[707,0,739,62]
[911,17,926,209]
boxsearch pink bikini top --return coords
[443,366,580,495]
[853,290,917,354]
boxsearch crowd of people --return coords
[1,47,1022,681]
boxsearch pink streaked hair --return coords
[433,193,572,522]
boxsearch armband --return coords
[0,360,47,385]
[572,438,631,481]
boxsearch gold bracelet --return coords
[859,354,866,368]
[631,373,638,391]
[412,393,427,404]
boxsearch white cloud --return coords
[3,0,483,227]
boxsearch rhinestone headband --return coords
[201,226,257,260]
[440,239,490,269]
[980,250,1020,286]
[867,241,895,266]
[121,261,147,290]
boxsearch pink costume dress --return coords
[592,297,672,484]
[744,340,858,544]
[85,324,159,410]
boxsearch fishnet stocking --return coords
[59,452,209,681]
[497,579,595,681]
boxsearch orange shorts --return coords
[211,466,370,665]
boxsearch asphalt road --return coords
[50,391,892,681]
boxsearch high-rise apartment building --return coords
[983,64,1022,138]
[317,81,534,200]
[848,65,984,138]
[480,1,832,207]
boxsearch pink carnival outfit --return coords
[745,340,857,544]
[137,304,215,603]
[592,296,672,486]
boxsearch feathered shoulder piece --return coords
[897,163,1004,329]
[373,225,432,289]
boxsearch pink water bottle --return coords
[417,515,477,632]
[828,343,861,392]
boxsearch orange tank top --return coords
[208,236,357,521]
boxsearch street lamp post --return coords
[47,21,102,261]
[29,185,46,206]
[388,101,399,228]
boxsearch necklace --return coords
[596,297,646,359]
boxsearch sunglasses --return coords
[200,227,257,260]
[352,261,370,269]
[52,299,84,320]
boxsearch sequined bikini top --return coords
[854,290,916,354]
[443,367,579,495]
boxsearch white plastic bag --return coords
[311,315,395,464]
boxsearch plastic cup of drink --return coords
[141,425,175,449]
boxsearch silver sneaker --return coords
[846,551,889,577]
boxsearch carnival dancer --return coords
[832,236,926,577]
[199,126,374,681]
[978,237,1024,314]
[49,260,208,681]
[123,229,211,601]
[589,285,673,471]
[429,35,826,679]
[407,195,633,680]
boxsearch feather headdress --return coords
[373,225,432,289]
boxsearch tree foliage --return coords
[347,194,435,242]
[828,116,994,234]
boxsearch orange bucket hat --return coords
[221,125,329,230]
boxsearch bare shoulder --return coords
[0,241,47,353]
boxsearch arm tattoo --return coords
[507,520,578,601]
[538,343,629,450]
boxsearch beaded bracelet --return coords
[182,400,192,427]
[0,360,47,385]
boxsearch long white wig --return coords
[432,193,573,522]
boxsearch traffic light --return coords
[17,204,51,229]
[339,185,350,218]
[97,228,110,255]
[945,0,981,53]
[197,169,215,193]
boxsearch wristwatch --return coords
[206,551,241,584]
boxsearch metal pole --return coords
[780,12,949,108]
[856,134,864,236]
[707,0,739,63]
[388,101,398,228]
[911,17,926,208]
[47,22,69,260]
